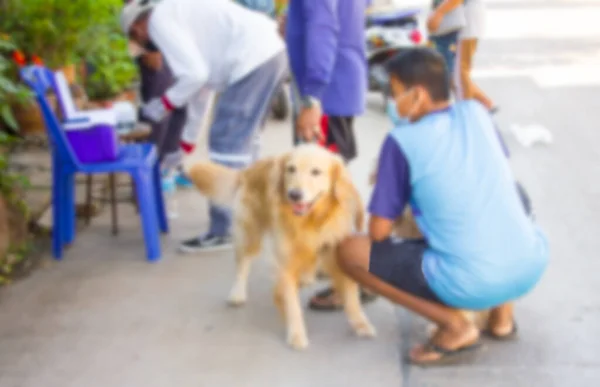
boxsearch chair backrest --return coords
[53,71,77,119]
[20,66,80,169]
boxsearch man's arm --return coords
[179,88,213,154]
[148,11,209,108]
[368,135,411,242]
[300,0,340,100]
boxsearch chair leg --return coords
[85,174,93,226]
[51,166,64,260]
[131,175,139,213]
[109,173,118,236]
[62,172,76,245]
[132,168,162,262]
[153,163,169,234]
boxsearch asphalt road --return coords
[399,0,600,385]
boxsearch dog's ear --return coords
[331,156,355,203]
[272,152,290,200]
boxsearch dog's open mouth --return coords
[291,202,313,216]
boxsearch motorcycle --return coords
[366,8,424,108]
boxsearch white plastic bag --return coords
[509,124,553,148]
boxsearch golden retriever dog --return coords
[187,144,376,350]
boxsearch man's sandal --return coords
[482,321,518,341]
[308,287,378,311]
[408,341,484,368]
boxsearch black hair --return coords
[385,47,450,102]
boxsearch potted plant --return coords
[84,32,137,107]
[0,0,114,83]
[0,34,36,135]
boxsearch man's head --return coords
[120,0,156,45]
[385,47,451,122]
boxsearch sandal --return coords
[308,287,378,311]
[409,341,483,368]
[482,321,518,341]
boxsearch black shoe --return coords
[178,233,232,253]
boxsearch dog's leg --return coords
[227,224,262,307]
[299,264,318,287]
[324,251,376,338]
[275,271,309,350]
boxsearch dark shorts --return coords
[293,115,358,162]
[369,238,446,305]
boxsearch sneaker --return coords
[178,233,232,253]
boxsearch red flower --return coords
[12,50,26,67]
[31,55,44,66]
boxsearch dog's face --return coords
[280,144,347,216]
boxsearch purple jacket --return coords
[285,0,370,116]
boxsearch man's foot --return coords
[308,287,378,311]
[178,233,232,253]
[482,320,518,341]
[409,320,482,367]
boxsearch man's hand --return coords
[142,96,173,123]
[368,215,394,242]
[277,14,287,38]
[427,10,444,34]
[141,51,163,71]
[296,105,324,142]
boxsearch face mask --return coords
[386,98,409,127]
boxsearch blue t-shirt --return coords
[369,101,549,310]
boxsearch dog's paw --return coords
[287,331,309,350]
[352,321,377,338]
[227,287,247,307]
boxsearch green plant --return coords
[84,32,137,101]
[0,0,126,69]
[0,132,30,214]
[0,34,33,132]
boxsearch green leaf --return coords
[0,104,18,131]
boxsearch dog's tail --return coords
[186,161,240,208]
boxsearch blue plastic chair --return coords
[20,66,168,262]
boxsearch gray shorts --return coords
[208,52,288,165]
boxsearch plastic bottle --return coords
[161,171,179,219]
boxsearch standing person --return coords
[124,0,188,180]
[454,0,496,112]
[135,43,188,173]
[121,0,287,252]
[286,0,371,163]
[285,0,376,309]
[427,0,464,79]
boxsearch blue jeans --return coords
[207,52,288,236]
[430,31,459,78]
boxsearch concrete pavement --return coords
[2,0,600,385]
